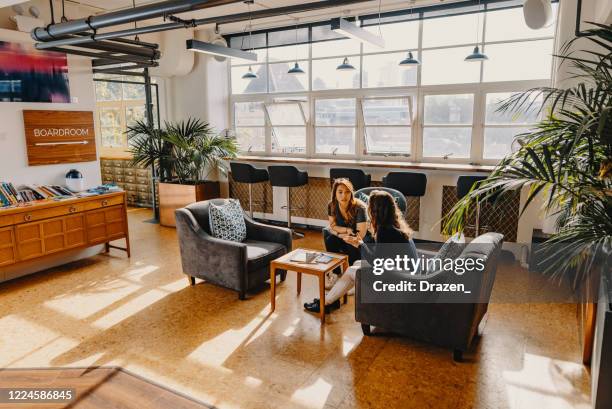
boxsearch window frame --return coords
[228,5,557,164]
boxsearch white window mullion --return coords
[471,88,486,164]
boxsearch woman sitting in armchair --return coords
[324,178,368,266]
[306,190,418,314]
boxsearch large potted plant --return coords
[128,118,238,227]
[442,23,610,396]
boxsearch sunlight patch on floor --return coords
[291,377,333,408]
[92,288,168,329]
[0,315,62,366]
[121,263,160,281]
[43,280,142,320]
[503,353,590,409]
[188,308,275,367]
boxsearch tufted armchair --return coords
[175,199,292,300]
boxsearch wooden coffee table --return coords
[270,248,350,324]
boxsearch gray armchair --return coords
[355,232,504,361]
[175,199,292,300]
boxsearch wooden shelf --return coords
[232,156,495,173]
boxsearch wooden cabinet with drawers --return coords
[0,192,130,281]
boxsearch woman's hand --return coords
[344,235,362,248]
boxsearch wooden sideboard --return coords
[0,192,130,282]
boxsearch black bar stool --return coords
[268,165,308,238]
[382,172,427,229]
[457,175,488,236]
[230,162,269,219]
[330,168,371,191]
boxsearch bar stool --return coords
[268,165,308,238]
[330,168,371,191]
[382,172,427,229]
[456,175,488,236]
[230,162,270,219]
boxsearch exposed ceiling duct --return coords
[31,0,242,42]
[33,0,372,50]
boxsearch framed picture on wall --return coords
[0,41,70,103]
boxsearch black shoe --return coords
[304,299,341,314]
[303,298,319,309]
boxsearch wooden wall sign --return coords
[23,110,97,166]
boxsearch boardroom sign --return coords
[23,110,97,166]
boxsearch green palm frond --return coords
[443,24,612,282]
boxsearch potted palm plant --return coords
[128,118,238,227]
[442,24,610,371]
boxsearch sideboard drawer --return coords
[0,214,13,227]
[83,195,125,211]
[13,202,84,225]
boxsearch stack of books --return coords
[0,183,75,208]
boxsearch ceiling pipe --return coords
[92,69,146,77]
[46,47,156,65]
[64,37,161,58]
[92,58,157,67]
[34,0,371,50]
[32,0,242,42]
[93,63,159,75]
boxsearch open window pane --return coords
[266,103,305,126]
[421,47,480,85]
[311,39,360,58]
[315,127,355,154]
[315,98,356,126]
[422,14,482,48]
[363,98,412,126]
[231,65,267,94]
[424,94,474,125]
[362,21,419,53]
[483,40,554,82]
[268,61,309,93]
[365,127,411,155]
[485,6,557,42]
[422,127,471,158]
[235,127,266,152]
[312,58,360,90]
[485,92,542,124]
[362,52,417,88]
[271,127,306,154]
[234,101,266,127]
[483,127,530,159]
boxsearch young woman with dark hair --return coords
[306,190,418,314]
[324,178,368,265]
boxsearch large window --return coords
[228,2,557,163]
[94,75,158,153]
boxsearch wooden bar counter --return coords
[0,192,130,283]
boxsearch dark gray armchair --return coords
[355,232,504,361]
[175,199,292,300]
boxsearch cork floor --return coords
[0,208,591,409]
